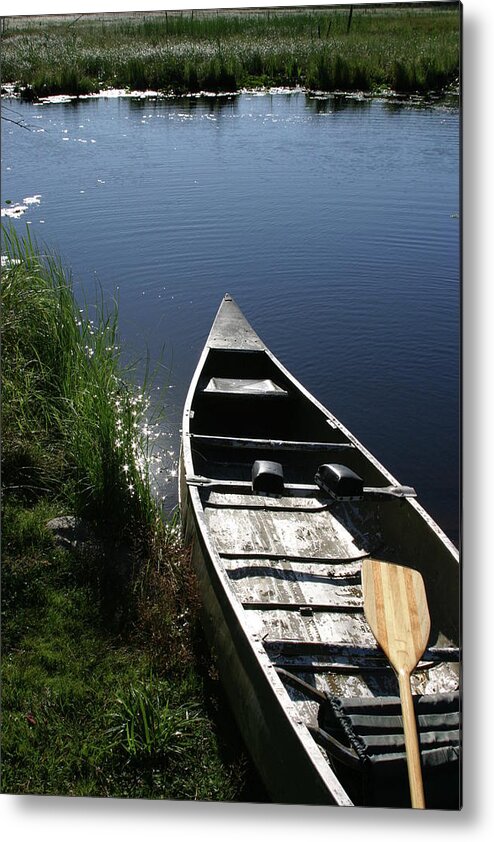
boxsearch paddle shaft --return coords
[398,670,426,809]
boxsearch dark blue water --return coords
[1,91,460,541]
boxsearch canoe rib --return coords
[241,600,364,613]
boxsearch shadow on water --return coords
[304,91,459,115]
[304,92,372,113]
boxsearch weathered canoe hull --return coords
[179,294,460,808]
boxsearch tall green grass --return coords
[1,5,460,98]
[1,225,154,538]
[1,226,256,799]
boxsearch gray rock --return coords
[46,516,98,550]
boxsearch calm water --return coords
[1,91,460,542]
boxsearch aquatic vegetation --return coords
[1,5,460,99]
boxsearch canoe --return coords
[179,294,460,809]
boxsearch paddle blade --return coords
[362,559,431,675]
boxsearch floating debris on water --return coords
[1,194,41,218]
[1,204,27,218]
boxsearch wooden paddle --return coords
[361,558,431,809]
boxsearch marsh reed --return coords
[1,5,460,99]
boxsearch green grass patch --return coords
[1,226,258,799]
[1,5,460,99]
[1,547,244,798]
[2,548,244,798]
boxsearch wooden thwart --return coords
[187,474,416,499]
[190,433,354,451]
[362,558,431,809]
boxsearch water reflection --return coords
[304,92,372,113]
[130,92,240,112]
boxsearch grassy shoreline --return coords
[0,226,262,799]
[1,5,460,100]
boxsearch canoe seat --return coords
[316,692,460,809]
[202,377,288,396]
[251,460,285,493]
